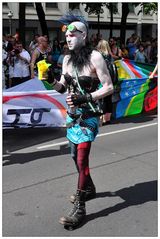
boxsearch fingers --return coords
[66,95,74,107]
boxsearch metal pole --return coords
[8,18,12,35]
[136,5,142,39]
[8,11,13,35]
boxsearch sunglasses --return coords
[62,24,83,33]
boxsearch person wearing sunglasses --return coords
[45,14,114,229]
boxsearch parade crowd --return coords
[2,32,157,90]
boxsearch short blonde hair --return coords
[96,39,111,55]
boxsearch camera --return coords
[14,49,20,55]
[10,48,20,57]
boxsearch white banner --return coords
[3,89,68,128]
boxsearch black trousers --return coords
[11,76,30,87]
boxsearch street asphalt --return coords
[2,112,158,237]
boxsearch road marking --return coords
[37,122,157,150]
[97,122,158,138]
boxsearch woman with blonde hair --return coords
[97,39,112,57]
[96,39,113,125]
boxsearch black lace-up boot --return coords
[59,190,86,229]
[69,183,96,203]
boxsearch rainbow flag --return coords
[113,59,157,119]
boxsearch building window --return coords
[46,3,58,9]
[128,3,135,13]
[25,3,34,8]
[2,3,8,8]
[69,3,80,10]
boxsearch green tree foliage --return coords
[82,3,118,36]
[82,3,106,35]
[143,2,158,15]
[120,2,158,44]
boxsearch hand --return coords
[149,74,154,79]
[66,93,93,107]
[31,73,35,79]
[45,66,56,84]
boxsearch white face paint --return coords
[65,31,83,50]
[65,22,87,51]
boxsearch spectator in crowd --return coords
[96,32,102,44]
[2,46,8,89]
[150,38,157,64]
[3,34,16,52]
[96,39,112,61]
[96,39,113,125]
[144,40,152,63]
[52,44,69,81]
[3,34,9,50]
[13,32,19,42]
[135,44,147,63]
[51,38,61,67]
[121,43,129,59]
[7,41,31,87]
[116,37,121,48]
[30,36,50,79]
[127,35,140,60]
[2,35,10,88]
[149,62,158,79]
[109,37,122,61]
[89,33,97,47]
[43,35,52,53]
[28,34,40,54]
[57,44,69,73]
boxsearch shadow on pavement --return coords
[111,111,157,125]
[3,112,157,153]
[86,180,157,224]
[3,143,70,166]
[3,127,66,153]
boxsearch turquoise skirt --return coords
[66,110,99,144]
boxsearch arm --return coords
[134,36,140,45]
[90,50,114,101]
[19,52,31,64]
[66,51,114,108]
[149,63,158,79]
[134,52,138,62]
[57,55,63,68]
[30,49,39,78]
[46,55,68,93]
[111,47,122,60]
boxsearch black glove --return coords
[64,73,73,85]
[71,93,93,106]
[46,65,56,84]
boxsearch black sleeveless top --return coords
[64,74,102,115]
[35,48,48,73]
[64,74,100,94]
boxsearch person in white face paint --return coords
[45,14,114,229]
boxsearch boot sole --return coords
[59,218,85,230]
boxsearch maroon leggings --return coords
[70,141,92,190]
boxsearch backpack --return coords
[104,57,118,85]
[97,56,118,115]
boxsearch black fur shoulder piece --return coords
[68,45,94,71]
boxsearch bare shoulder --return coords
[91,50,103,64]
[91,49,103,60]
[91,49,105,67]
[63,55,70,64]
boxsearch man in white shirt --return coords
[11,41,31,87]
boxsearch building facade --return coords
[3,2,158,47]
